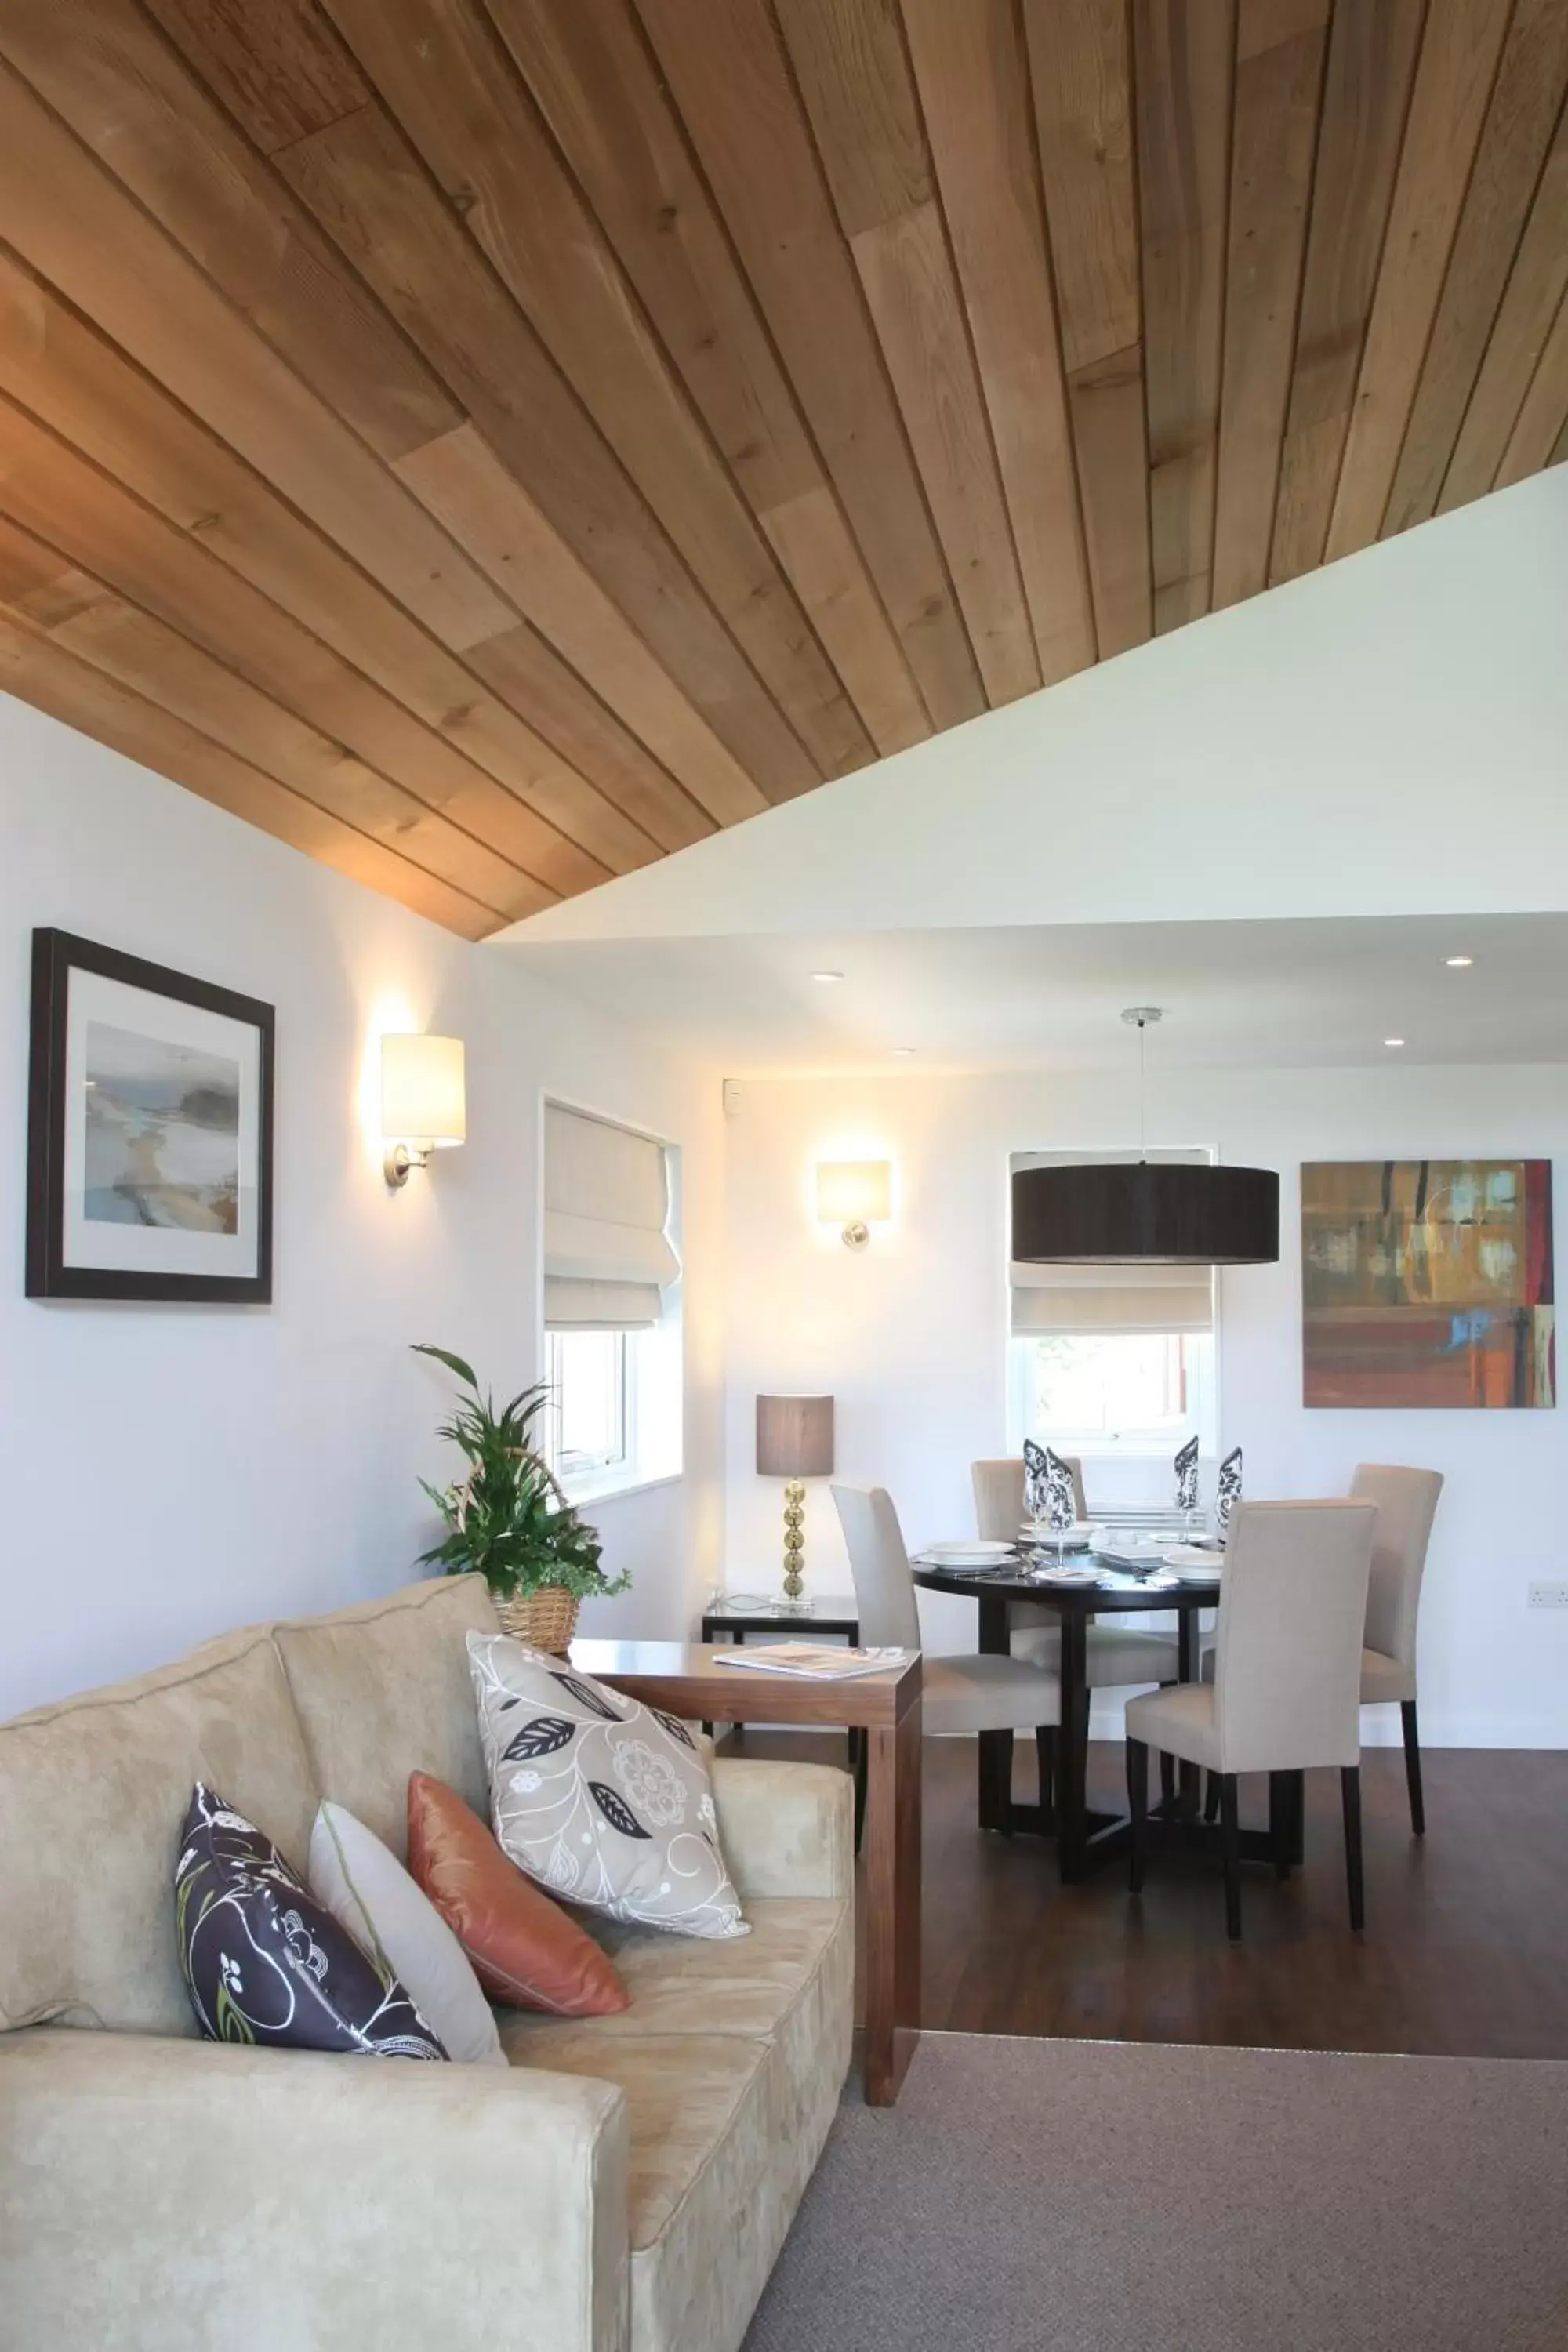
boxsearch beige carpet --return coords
[743,2033,1568,2351]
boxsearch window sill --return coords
[557,1465,683,1509]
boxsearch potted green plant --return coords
[414,1344,630,1653]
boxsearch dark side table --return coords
[699,1593,861,1645]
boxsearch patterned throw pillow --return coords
[467,1632,749,1942]
[175,1784,448,2058]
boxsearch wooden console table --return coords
[570,1639,922,2107]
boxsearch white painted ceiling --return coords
[503,913,1568,1077]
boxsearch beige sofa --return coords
[0,1576,855,2352]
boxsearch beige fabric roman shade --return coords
[543,1104,680,1330]
[1010,1151,1214,1335]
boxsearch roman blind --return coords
[543,1104,680,1330]
[1009,1151,1215,1335]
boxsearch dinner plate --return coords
[920,1541,1016,1567]
[1019,1521,1095,1545]
[1035,1566,1101,1586]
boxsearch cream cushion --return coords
[923,1653,1062,1733]
[1360,1646,1410,1704]
[1012,1621,1181,1688]
[499,1890,851,2352]
[308,1801,505,2068]
[274,1576,499,1858]
[1125,1682,1223,1772]
[0,1628,318,2035]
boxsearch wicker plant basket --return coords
[495,1585,580,1654]
[455,1443,583,1654]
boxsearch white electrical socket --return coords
[1527,1581,1568,1609]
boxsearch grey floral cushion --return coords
[175,1784,448,2058]
[467,1631,749,1942]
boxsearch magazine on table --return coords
[713,1643,909,1681]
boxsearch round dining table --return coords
[910,1552,1300,1884]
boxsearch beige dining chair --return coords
[1126,1499,1377,1941]
[1200,1462,1444,1836]
[1353,1463,1443,1835]
[833,1482,1062,1833]
[971,1456,1181,1692]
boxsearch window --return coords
[1010,1327,1218,1457]
[544,1329,628,1480]
[540,1103,683,1500]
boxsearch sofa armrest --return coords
[0,2028,629,2352]
[711,1758,853,1900]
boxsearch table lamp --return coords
[755,1394,835,1610]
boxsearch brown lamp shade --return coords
[756,1394,835,1479]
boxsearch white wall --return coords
[722,1064,1568,1748]
[1,695,724,1717]
[514,468,1568,946]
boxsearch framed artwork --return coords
[1301,1160,1554,1409]
[26,929,274,1304]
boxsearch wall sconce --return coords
[381,1033,466,1189]
[816,1160,891,1251]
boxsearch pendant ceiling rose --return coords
[1011,1008,1280,1267]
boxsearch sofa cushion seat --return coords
[497,1893,852,2351]
[520,1896,847,2043]
[499,2024,810,2352]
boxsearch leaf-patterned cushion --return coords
[174,1783,448,2058]
[467,1632,750,1942]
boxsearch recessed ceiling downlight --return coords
[811,970,844,983]
[1385,1036,1406,1048]
[1444,955,1474,967]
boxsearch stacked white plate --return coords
[916,1541,1016,1576]
[1018,1521,1094,1550]
[1164,1544,1224,1581]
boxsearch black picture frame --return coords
[26,929,275,1304]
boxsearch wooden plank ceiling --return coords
[0,0,1564,940]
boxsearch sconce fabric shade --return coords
[756,1394,835,1479]
[543,1103,680,1331]
[815,1161,892,1226]
[381,1033,466,1149]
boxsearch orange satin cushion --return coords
[407,1773,630,2016]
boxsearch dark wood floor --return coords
[730,1729,1568,2062]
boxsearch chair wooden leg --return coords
[1219,1774,1242,1942]
[1341,1764,1366,1933]
[851,1727,869,1853]
[1400,1700,1425,1836]
[1159,1749,1175,1806]
[1036,1724,1056,1824]
[1127,1737,1149,1893]
[1268,1771,1292,1878]
[1203,1771,1221,1824]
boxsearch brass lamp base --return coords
[780,1478,810,1611]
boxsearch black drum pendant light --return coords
[1011,1010,1279,1267]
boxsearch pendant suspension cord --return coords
[1138,1014,1146,1163]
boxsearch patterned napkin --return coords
[1024,1438,1077,1534]
[1216,1446,1243,1539]
[1174,1436,1199,1513]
